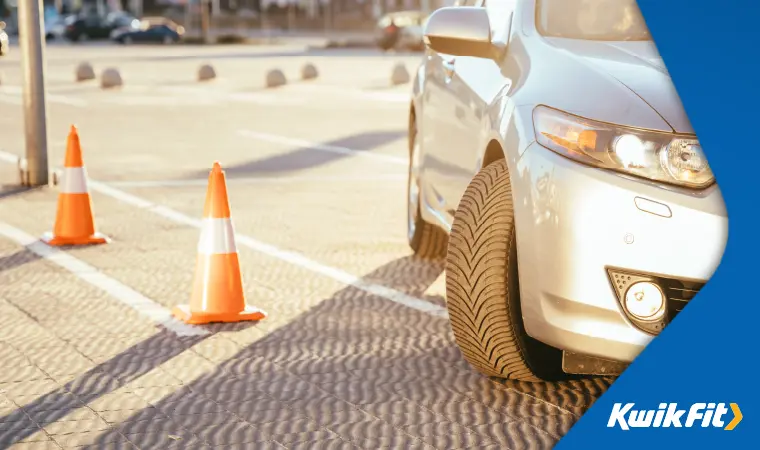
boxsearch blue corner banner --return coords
[559,1,759,448]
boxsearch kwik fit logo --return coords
[608,403,742,430]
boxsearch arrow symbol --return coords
[725,403,742,430]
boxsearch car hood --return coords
[544,38,694,134]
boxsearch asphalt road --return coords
[0,41,613,449]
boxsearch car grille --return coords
[659,277,706,321]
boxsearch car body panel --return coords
[541,38,694,133]
[512,142,726,361]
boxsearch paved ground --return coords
[0,41,613,449]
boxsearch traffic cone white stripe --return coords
[197,218,238,255]
[60,167,90,194]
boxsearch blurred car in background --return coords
[44,6,66,41]
[65,11,139,42]
[112,18,184,45]
[0,22,8,56]
[376,10,427,51]
[109,17,144,41]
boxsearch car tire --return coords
[407,114,448,259]
[123,36,132,45]
[445,159,566,381]
[163,36,173,45]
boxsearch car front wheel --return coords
[407,114,448,259]
[445,159,566,381]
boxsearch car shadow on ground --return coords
[189,129,406,179]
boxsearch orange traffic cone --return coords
[172,162,267,325]
[42,125,109,246]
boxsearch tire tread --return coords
[445,160,543,381]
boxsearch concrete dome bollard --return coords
[100,68,123,89]
[198,64,216,82]
[265,69,287,88]
[76,62,96,82]
[301,63,318,80]
[390,63,410,85]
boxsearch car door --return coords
[96,15,114,38]
[419,0,484,227]
[434,0,519,225]
[135,25,159,42]
[149,25,173,43]
[81,15,101,37]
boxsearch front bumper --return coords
[512,142,728,363]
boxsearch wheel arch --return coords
[481,139,506,169]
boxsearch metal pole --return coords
[18,0,49,187]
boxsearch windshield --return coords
[537,0,651,41]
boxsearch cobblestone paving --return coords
[0,43,614,449]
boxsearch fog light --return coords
[624,281,665,320]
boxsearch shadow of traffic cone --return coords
[42,125,109,246]
[172,162,267,325]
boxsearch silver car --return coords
[408,0,728,381]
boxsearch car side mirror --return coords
[423,7,497,59]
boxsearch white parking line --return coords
[287,84,411,104]
[356,91,411,103]
[0,150,19,163]
[87,180,448,318]
[238,130,408,166]
[0,221,209,337]
[0,85,87,107]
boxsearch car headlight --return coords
[532,105,714,189]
